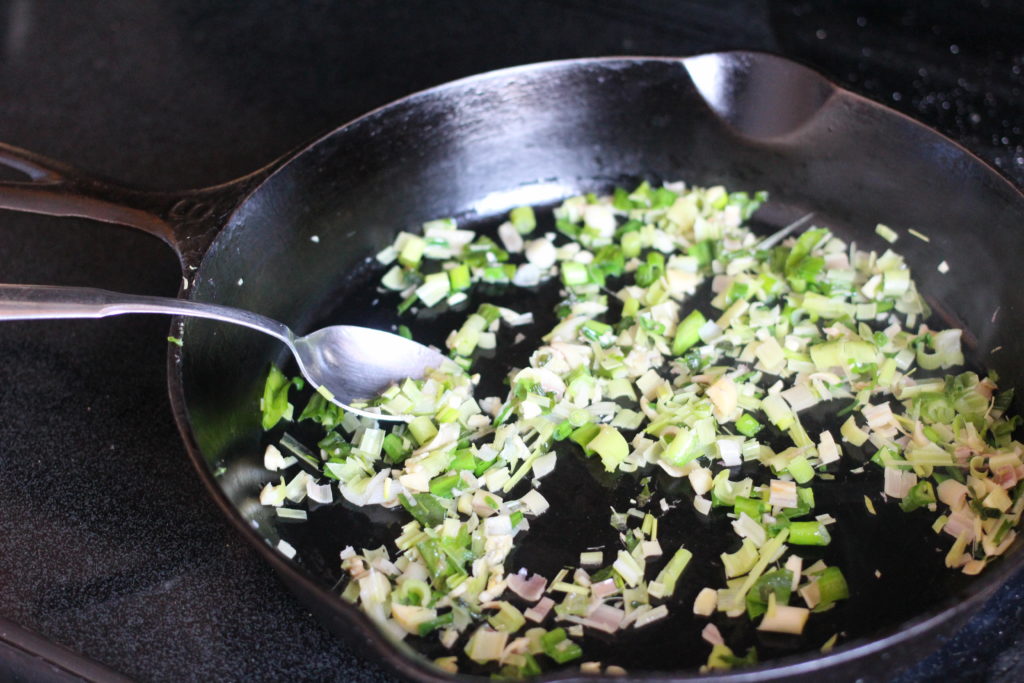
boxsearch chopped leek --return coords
[255,179,1024,678]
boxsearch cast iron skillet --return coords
[1,52,1023,681]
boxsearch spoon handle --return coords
[0,283,294,345]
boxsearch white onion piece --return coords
[306,479,334,504]
[497,221,524,253]
[583,204,616,235]
[781,383,818,412]
[412,422,461,456]
[758,603,810,635]
[732,512,767,547]
[693,496,712,515]
[693,587,717,616]
[518,489,549,515]
[277,539,297,559]
[785,555,803,591]
[285,471,311,503]
[263,444,288,471]
[769,479,798,508]
[513,264,541,287]
[564,604,624,634]
[883,467,917,499]
[698,320,722,343]
[531,452,557,479]
[818,430,841,464]
[937,479,969,509]
[500,309,535,327]
[716,439,742,467]
[943,508,977,542]
[632,604,669,628]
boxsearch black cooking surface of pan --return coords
[1,54,1022,680]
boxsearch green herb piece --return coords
[786,455,816,484]
[621,230,642,258]
[672,309,706,356]
[746,569,793,619]
[382,433,408,463]
[635,251,665,287]
[688,239,715,268]
[510,206,537,234]
[587,425,630,472]
[784,228,828,277]
[447,264,471,292]
[298,393,345,431]
[594,244,626,277]
[734,496,765,520]
[318,436,351,468]
[541,628,582,664]
[900,481,936,512]
[487,601,526,633]
[561,261,590,287]
[408,416,438,445]
[569,423,600,452]
[395,578,432,606]
[553,420,574,441]
[417,612,454,636]
[261,365,303,430]
[816,566,850,607]
[397,292,418,314]
[651,546,692,598]
[399,492,448,528]
[788,520,831,546]
[430,472,461,498]
[612,187,634,211]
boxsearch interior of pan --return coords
[174,54,1024,679]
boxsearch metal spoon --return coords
[0,283,448,422]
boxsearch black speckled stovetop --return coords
[0,1,1022,681]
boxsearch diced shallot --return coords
[524,596,555,623]
[701,623,724,646]
[507,569,547,602]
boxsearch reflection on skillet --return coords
[252,182,1022,677]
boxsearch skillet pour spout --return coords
[0,52,1023,681]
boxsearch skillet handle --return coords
[0,142,273,271]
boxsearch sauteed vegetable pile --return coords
[256,181,1023,677]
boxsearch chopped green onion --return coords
[815,566,850,606]
[587,425,630,472]
[408,416,438,445]
[399,493,448,528]
[541,628,582,664]
[448,264,472,291]
[510,206,537,234]
[561,261,590,286]
[649,546,692,598]
[735,414,763,437]
[788,521,831,546]
[261,365,303,430]
[673,310,707,356]
[875,224,899,243]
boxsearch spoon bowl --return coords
[291,324,452,415]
